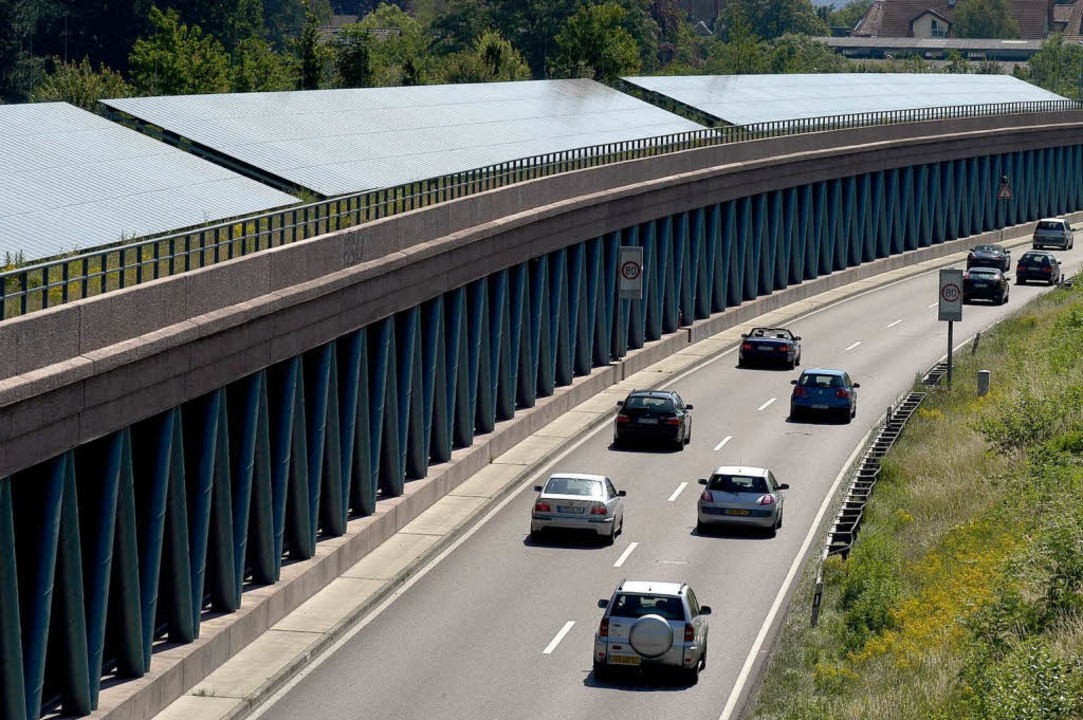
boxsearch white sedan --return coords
[530,473,626,545]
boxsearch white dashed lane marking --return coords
[614,542,639,568]
[757,398,776,412]
[713,435,733,451]
[543,621,575,655]
[668,482,689,502]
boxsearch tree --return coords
[552,2,642,81]
[491,0,579,78]
[1016,34,1083,100]
[30,57,132,110]
[128,6,231,95]
[155,0,265,50]
[769,33,847,73]
[428,0,495,55]
[263,0,307,48]
[331,23,374,86]
[0,0,47,102]
[828,0,871,34]
[953,0,1018,39]
[33,0,151,74]
[297,10,329,89]
[707,10,770,74]
[716,0,828,42]
[944,49,970,74]
[231,37,296,92]
[355,3,431,86]
[435,28,530,83]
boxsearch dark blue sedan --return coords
[789,368,860,424]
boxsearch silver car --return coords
[696,465,788,537]
[593,580,711,684]
[1033,218,1075,250]
[530,473,625,544]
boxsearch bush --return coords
[963,640,1081,720]
[840,533,901,648]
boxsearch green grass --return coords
[749,275,1083,720]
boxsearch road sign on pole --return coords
[997,175,1012,201]
[938,269,963,322]
[619,246,644,300]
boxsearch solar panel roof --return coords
[621,73,1066,126]
[103,79,705,197]
[0,102,298,264]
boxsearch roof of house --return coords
[854,0,1056,39]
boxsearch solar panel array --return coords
[103,79,706,197]
[0,103,298,263]
[622,73,1067,126]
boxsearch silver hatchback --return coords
[696,465,788,537]
[530,473,625,544]
[593,580,712,684]
[1033,218,1075,250]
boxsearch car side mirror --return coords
[794,336,802,341]
[741,333,748,338]
[698,478,708,485]
[616,400,623,407]
[790,379,798,385]
[853,383,861,388]
[700,605,712,615]
[685,404,694,410]
[597,599,609,609]
[618,490,627,497]
[534,485,542,492]
[778,483,790,490]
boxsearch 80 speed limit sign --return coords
[618,246,644,299]
[938,268,963,322]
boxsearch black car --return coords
[966,243,1011,272]
[738,327,802,369]
[963,267,1010,304]
[613,390,693,451]
[1015,250,1061,286]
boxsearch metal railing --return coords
[3,99,1080,321]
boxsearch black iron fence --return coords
[3,99,1080,321]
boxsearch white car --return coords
[1033,218,1075,250]
[697,465,787,537]
[593,580,712,684]
[530,473,625,544]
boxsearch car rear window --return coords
[1037,221,1066,231]
[544,477,602,497]
[973,245,1000,253]
[624,395,675,411]
[798,373,843,388]
[968,268,998,276]
[1021,254,1049,264]
[708,474,768,493]
[611,594,686,620]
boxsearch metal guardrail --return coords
[2,99,1081,321]
[810,361,947,626]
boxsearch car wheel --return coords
[593,661,610,682]
[777,511,784,530]
[1002,291,1009,305]
[765,521,777,539]
[684,424,692,445]
[1016,277,1025,285]
[529,529,541,543]
[603,525,616,546]
[696,520,708,535]
[612,435,623,449]
[737,357,746,369]
[684,661,700,685]
[700,641,708,669]
[842,408,853,425]
[789,406,801,422]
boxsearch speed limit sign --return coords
[938,269,963,322]
[619,246,644,299]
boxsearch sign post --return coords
[938,268,963,386]
[997,175,1012,242]
[619,246,644,300]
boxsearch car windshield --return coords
[749,328,791,339]
[973,245,1001,254]
[799,373,843,388]
[1037,221,1065,231]
[611,593,685,621]
[708,474,768,493]
[543,477,601,497]
[624,395,675,411]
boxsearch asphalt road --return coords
[253,245,1080,720]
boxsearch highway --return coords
[250,244,1080,720]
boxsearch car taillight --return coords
[757,494,776,506]
[836,389,850,398]
[590,504,607,516]
[963,271,970,280]
[599,618,609,639]
[700,490,713,502]
[793,387,807,397]
[534,501,551,513]
[1042,266,1052,273]
[778,344,789,352]
[967,252,975,259]
[742,342,752,351]
[664,417,681,425]
[684,624,695,642]
[616,414,630,424]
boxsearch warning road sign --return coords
[997,174,1012,200]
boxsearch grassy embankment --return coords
[750,276,1083,720]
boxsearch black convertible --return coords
[738,327,802,369]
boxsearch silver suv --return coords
[1033,218,1075,250]
[593,580,711,684]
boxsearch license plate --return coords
[557,505,584,514]
[974,282,989,287]
[1028,266,1041,270]
[638,418,659,424]
[812,404,829,410]
[758,345,773,351]
[609,655,641,666]
[725,508,750,516]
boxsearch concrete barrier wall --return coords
[1,112,1082,478]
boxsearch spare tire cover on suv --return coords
[628,614,674,658]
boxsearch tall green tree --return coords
[1015,35,1083,100]
[552,2,641,81]
[231,37,296,92]
[129,6,231,95]
[30,57,133,110]
[0,0,48,102]
[952,0,1019,39]
[331,23,374,86]
[492,0,579,78]
[707,9,770,73]
[428,0,495,54]
[33,0,151,74]
[356,3,431,86]
[716,0,828,41]
[298,9,329,88]
[435,28,530,83]
[263,0,307,48]
[155,0,264,50]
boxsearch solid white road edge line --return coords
[716,423,877,720]
[756,398,776,412]
[886,319,903,328]
[668,482,689,503]
[713,435,733,451]
[613,542,639,568]
[543,621,575,655]
[844,341,862,351]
